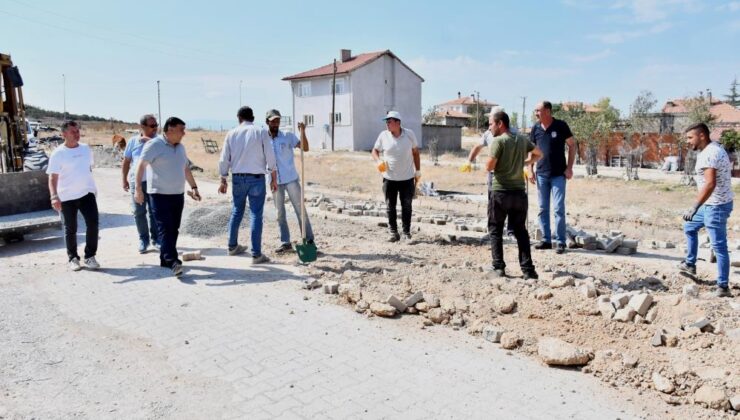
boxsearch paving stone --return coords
[323,281,339,294]
[613,307,637,322]
[386,295,408,313]
[628,293,653,316]
[404,291,424,307]
[482,325,504,343]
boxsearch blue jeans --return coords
[684,202,733,288]
[274,180,313,244]
[536,175,567,245]
[131,182,159,245]
[228,174,266,256]
[149,193,184,268]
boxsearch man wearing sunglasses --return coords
[122,114,161,254]
[371,111,421,242]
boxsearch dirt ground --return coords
[33,125,740,417]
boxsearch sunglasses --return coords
[144,123,159,128]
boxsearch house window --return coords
[298,82,311,97]
[303,114,314,127]
[329,112,342,125]
[334,79,346,94]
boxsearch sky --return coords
[5,0,740,128]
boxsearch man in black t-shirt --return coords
[527,101,576,254]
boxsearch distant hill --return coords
[25,104,126,123]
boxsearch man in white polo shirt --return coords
[47,120,100,271]
[371,111,421,242]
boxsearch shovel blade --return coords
[295,241,317,263]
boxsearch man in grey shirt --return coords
[218,106,277,263]
[135,117,201,277]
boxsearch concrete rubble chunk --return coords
[355,300,370,313]
[683,284,699,298]
[621,239,639,250]
[450,314,465,327]
[302,278,322,290]
[622,353,639,368]
[549,276,575,289]
[614,307,637,322]
[652,372,675,394]
[689,318,713,332]
[369,302,396,317]
[694,384,727,410]
[405,291,424,307]
[605,235,624,253]
[610,293,631,309]
[323,281,339,294]
[424,293,440,308]
[579,283,597,298]
[492,294,517,314]
[415,302,430,312]
[482,325,505,343]
[628,293,654,316]
[729,395,740,411]
[534,288,553,300]
[500,333,520,349]
[440,299,456,314]
[386,295,408,313]
[616,246,636,255]
[427,308,449,324]
[597,300,616,320]
[651,329,665,347]
[537,337,590,366]
[338,283,362,303]
[645,307,658,324]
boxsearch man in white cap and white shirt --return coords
[371,111,421,242]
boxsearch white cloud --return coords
[589,21,672,44]
[717,1,740,12]
[569,49,614,63]
[607,0,703,23]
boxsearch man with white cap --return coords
[371,111,421,242]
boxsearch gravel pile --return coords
[183,206,232,238]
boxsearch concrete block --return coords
[405,291,424,307]
[597,300,616,320]
[575,235,596,246]
[605,235,624,253]
[616,246,636,255]
[610,293,631,309]
[386,295,407,313]
[434,219,447,225]
[621,239,639,250]
[614,307,637,322]
[323,281,339,294]
[628,293,653,316]
[482,325,504,343]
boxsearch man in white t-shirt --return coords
[46,120,100,272]
[371,111,421,242]
[679,123,735,298]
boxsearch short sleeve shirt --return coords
[489,133,535,191]
[46,143,97,202]
[695,141,734,205]
[373,128,418,181]
[140,136,189,194]
[271,131,300,185]
[124,135,154,183]
[530,118,573,178]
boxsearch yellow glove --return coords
[460,162,473,173]
[377,160,387,172]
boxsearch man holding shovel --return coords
[265,109,315,254]
[372,111,421,242]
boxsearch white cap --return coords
[382,110,402,121]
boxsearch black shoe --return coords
[275,243,293,253]
[678,261,697,276]
[534,242,552,250]
[401,233,412,241]
[490,267,506,278]
[714,286,732,298]
[388,232,401,242]
[555,243,566,254]
[523,270,539,280]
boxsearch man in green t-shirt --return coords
[485,111,543,279]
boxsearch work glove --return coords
[683,204,699,222]
[459,161,472,173]
[377,160,387,173]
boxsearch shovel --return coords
[295,142,317,263]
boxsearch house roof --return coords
[282,50,424,82]
[662,99,740,124]
[561,101,600,113]
[439,97,497,107]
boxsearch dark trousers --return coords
[488,190,534,271]
[150,193,184,268]
[60,192,99,262]
[383,178,414,234]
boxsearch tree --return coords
[624,90,658,178]
[677,94,718,185]
[467,105,487,132]
[510,112,519,131]
[720,129,740,153]
[422,106,440,124]
[555,99,619,175]
[724,77,740,107]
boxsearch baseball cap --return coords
[382,110,402,121]
[266,109,282,121]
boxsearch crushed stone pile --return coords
[183,205,232,238]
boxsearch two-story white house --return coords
[282,49,424,151]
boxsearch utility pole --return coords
[520,96,527,131]
[62,74,66,120]
[157,80,161,134]
[330,59,337,151]
[471,91,480,132]
[239,80,243,107]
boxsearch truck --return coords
[0,52,61,243]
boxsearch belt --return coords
[233,173,264,177]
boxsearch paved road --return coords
[0,168,646,419]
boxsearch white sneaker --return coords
[84,257,100,270]
[251,254,270,264]
[68,258,82,272]
[172,262,183,277]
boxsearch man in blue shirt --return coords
[122,114,160,253]
[528,101,576,255]
[266,109,314,253]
